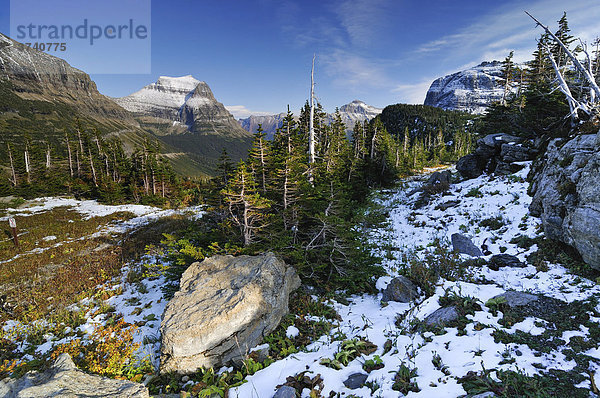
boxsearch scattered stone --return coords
[0,353,149,397]
[451,233,483,257]
[382,276,419,303]
[495,291,538,307]
[160,252,301,373]
[423,306,459,328]
[488,254,525,271]
[436,200,461,211]
[343,373,368,389]
[273,385,296,398]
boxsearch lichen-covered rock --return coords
[0,353,149,398]
[529,131,600,270]
[382,276,418,303]
[160,252,301,373]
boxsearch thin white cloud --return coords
[321,49,390,90]
[225,105,273,120]
[414,0,600,63]
[392,79,436,104]
[335,0,392,47]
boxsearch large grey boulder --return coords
[0,353,149,397]
[529,131,600,270]
[382,276,418,302]
[451,233,483,257]
[160,253,301,373]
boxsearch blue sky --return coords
[1,0,599,118]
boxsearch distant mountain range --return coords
[424,61,512,114]
[238,100,382,139]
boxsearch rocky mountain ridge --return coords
[424,61,513,114]
[115,75,249,138]
[238,100,382,139]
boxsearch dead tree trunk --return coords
[308,54,316,185]
[24,143,31,183]
[7,143,17,186]
[45,143,51,169]
[65,132,73,178]
[88,146,98,187]
[526,11,600,100]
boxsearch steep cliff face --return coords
[115,76,249,138]
[529,130,600,270]
[239,113,287,139]
[115,76,253,172]
[424,61,508,114]
[0,33,134,122]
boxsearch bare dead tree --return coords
[7,143,17,187]
[45,142,51,169]
[88,145,97,187]
[24,142,31,183]
[308,54,316,185]
[65,132,73,178]
[526,11,600,99]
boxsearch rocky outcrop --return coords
[160,253,301,373]
[424,61,513,114]
[529,131,600,270]
[0,353,149,397]
[456,133,535,179]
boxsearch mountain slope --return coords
[424,61,509,114]
[115,76,253,172]
[0,34,213,178]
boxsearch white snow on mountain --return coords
[424,61,513,114]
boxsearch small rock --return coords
[423,306,459,328]
[470,392,497,398]
[181,375,190,383]
[488,254,525,271]
[495,291,538,307]
[343,373,368,389]
[436,200,461,211]
[451,233,483,257]
[456,153,488,179]
[382,276,418,303]
[273,385,296,398]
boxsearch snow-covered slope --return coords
[330,99,382,128]
[238,100,382,139]
[424,61,510,114]
[114,75,249,137]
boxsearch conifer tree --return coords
[221,161,271,246]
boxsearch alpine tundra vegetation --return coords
[1,2,600,398]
